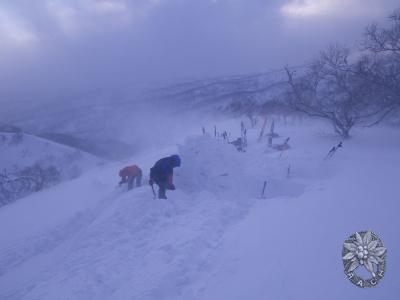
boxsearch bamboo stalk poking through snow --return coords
[287,165,291,179]
[261,180,267,199]
[258,116,267,142]
[222,131,229,142]
[268,120,280,147]
[270,120,275,136]
[325,142,343,160]
[240,121,248,151]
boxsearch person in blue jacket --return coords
[149,155,181,199]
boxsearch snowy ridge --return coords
[146,70,288,112]
[0,132,100,177]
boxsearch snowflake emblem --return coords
[342,231,386,288]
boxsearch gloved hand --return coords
[118,180,124,186]
[149,179,154,185]
[167,184,176,190]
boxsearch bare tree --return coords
[285,45,384,138]
[360,8,400,123]
[355,55,400,125]
[364,9,400,56]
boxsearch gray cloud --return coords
[0,0,399,101]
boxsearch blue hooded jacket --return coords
[150,155,181,182]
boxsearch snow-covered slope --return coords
[0,132,101,205]
[0,132,100,175]
[0,120,399,299]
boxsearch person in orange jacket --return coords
[119,165,142,190]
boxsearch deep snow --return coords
[0,119,399,300]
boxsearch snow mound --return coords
[177,135,258,199]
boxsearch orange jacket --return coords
[119,165,142,181]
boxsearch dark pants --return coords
[127,170,142,190]
[155,181,167,199]
[154,180,174,199]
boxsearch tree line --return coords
[284,8,400,138]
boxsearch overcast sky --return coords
[0,0,399,100]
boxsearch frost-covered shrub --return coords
[18,164,61,191]
[0,171,29,206]
[177,135,257,198]
[0,164,61,206]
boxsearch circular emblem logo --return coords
[342,231,387,288]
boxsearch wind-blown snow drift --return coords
[178,135,258,199]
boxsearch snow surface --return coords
[0,119,399,300]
